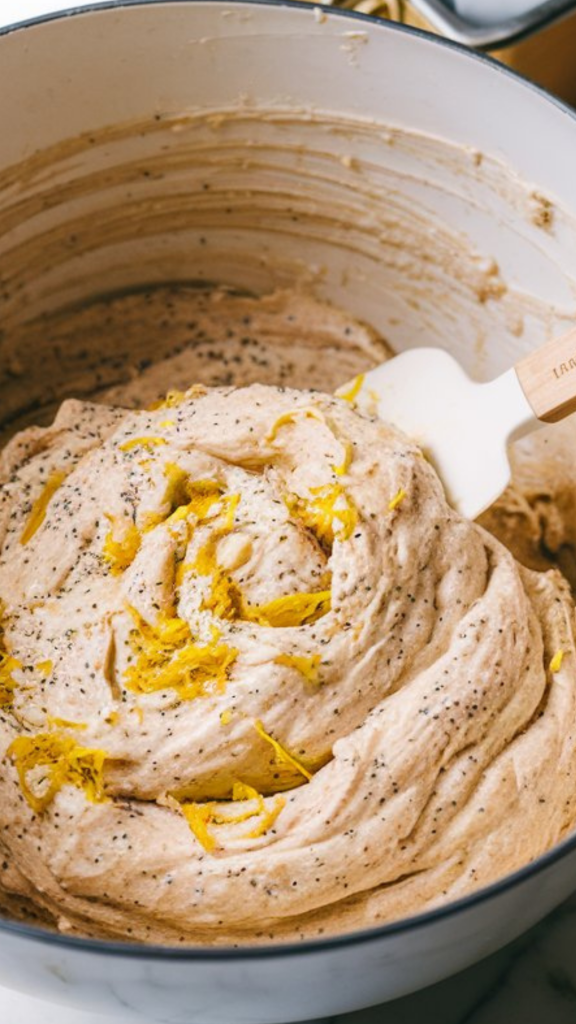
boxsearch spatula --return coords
[353,327,576,519]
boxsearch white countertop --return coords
[2,891,576,1023]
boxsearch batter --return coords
[0,288,575,945]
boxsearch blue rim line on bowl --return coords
[0,0,575,962]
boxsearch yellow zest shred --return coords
[220,493,240,531]
[175,560,194,588]
[388,488,407,512]
[105,710,120,726]
[267,408,354,481]
[287,483,358,548]
[550,649,565,674]
[45,716,87,730]
[142,612,189,646]
[274,653,321,685]
[254,719,312,781]
[149,384,207,411]
[20,470,68,545]
[196,548,330,627]
[36,660,53,676]
[0,604,20,709]
[335,373,365,406]
[179,780,285,852]
[220,708,234,726]
[180,801,217,852]
[146,467,224,532]
[231,780,260,804]
[189,493,243,620]
[119,436,167,453]
[241,590,331,628]
[124,610,238,701]
[190,492,330,629]
[266,407,326,443]
[7,732,107,814]
[245,795,285,838]
[185,480,225,523]
[149,389,186,411]
[311,484,358,542]
[333,441,353,478]
[103,516,141,574]
[162,466,211,517]
[159,419,175,428]
[0,652,20,709]
[208,572,241,621]
[163,505,191,529]
[152,383,209,411]
[232,784,286,839]
[194,531,243,621]
[165,462,193,507]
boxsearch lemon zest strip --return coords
[254,719,312,781]
[335,373,365,405]
[144,469,223,532]
[149,389,186,411]
[179,781,285,852]
[241,591,331,628]
[149,384,207,411]
[550,650,565,674]
[0,652,20,708]
[124,609,238,701]
[0,603,20,708]
[180,802,217,852]
[45,716,87,730]
[333,441,353,477]
[388,488,407,512]
[20,471,68,545]
[7,733,107,814]
[245,795,285,839]
[103,517,141,574]
[119,436,167,452]
[287,484,358,547]
[266,407,326,443]
[274,653,321,684]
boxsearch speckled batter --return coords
[0,288,576,946]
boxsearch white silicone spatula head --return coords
[353,326,576,519]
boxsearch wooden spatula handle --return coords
[516,325,576,424]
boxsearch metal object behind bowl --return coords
[327,0,576,103]
[2,3,576,1023]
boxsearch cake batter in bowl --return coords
[2,2,576,1021]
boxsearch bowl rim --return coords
[1,0,576,963]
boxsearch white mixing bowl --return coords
[1,3,576,1022]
